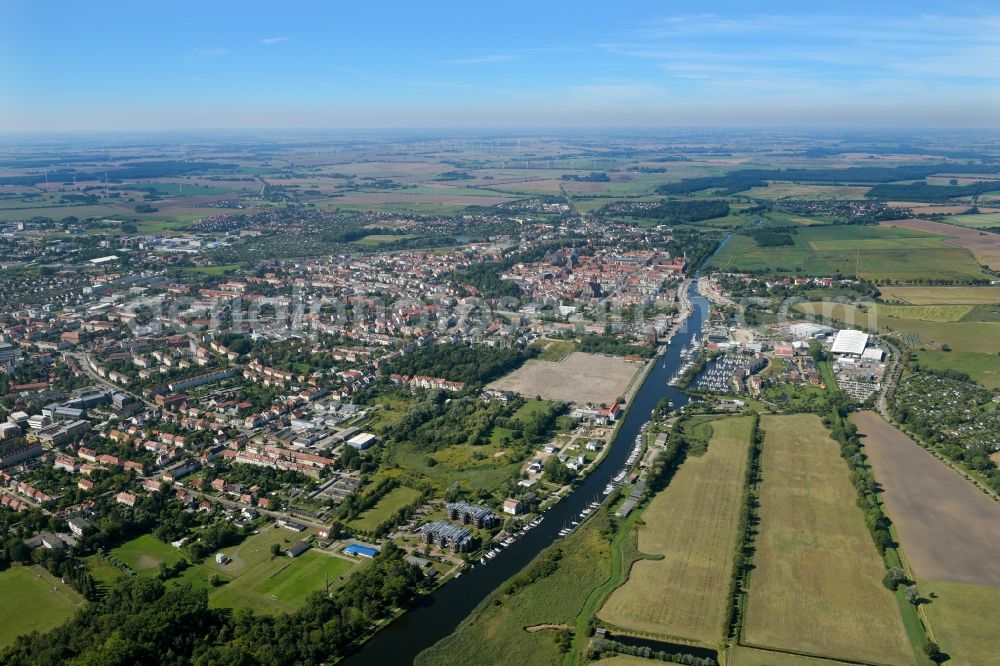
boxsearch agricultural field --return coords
[881,219,1000,270]
[598,416,753,644]
[0,565,86,647]
[850,412,1000,586]
[877,285,1000,304]
[486,351,640,405]
[709,224,993,282]
[793,301,1000,354]
[730,646,859,666]
[740,182,870,200]
[742,414,913,666]
[944,212,1000,229]
[852,412,1000,665]
[417,511,614,666]
[347,486,423,532]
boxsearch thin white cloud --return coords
[441,54,516,64]
[185,47,229,60]
[260,36,291,45]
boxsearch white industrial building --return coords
[830,329,870,356]
[788,322,834,339]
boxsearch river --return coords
[345,280,710,665]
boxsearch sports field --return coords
[598,416,753,644]
[742,414,914,666]
[0,565,85,647]
[205,526,360,613]
[486,351,639,405]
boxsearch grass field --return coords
[347,486,423,532]
[533,338,577,362]
[353,233,416,246]
[944,212,1000,229]
[113,533,186,572]
[742,414,914,666]
[917,580,1000,666]
[210,549,357,613]
[97,526,361,614]
[877,286,1000,305]
[0,565,86,647]
[598,416,753,644]
[915,350,1000,388]
[417,511,614,666]
[709,225,992,282]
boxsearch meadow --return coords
[347,486,423,532]
[917,581,1000,666]
[0,565,86,647]
[598,416,753,645]
[915,350,1000,388]
[742,414,914,666]
[417,511,614,666]
[532,338,577,362]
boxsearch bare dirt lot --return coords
[852,411,1000,585]
[880,218,1000,270]
[486,351,640,405]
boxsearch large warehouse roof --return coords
[831,329,869,356]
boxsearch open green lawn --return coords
[743,414,914,666]
[112,533,186,573]
[179,263,242,275]
[918,580,1000,666]
[598,416,753,644]
[347,486,423,532]
[0,565,86,647]
[417,511,614,666]
[709,225,992,282]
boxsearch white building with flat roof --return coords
[831,329,869,356]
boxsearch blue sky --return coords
[1,1,998,131]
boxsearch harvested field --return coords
[878,286,1000,305]
[730,646,858,666]
[598,416,753,644]
[881,218,1000,270]
[486,351,640,405]
[851,411,1000,585]
[742,414,913,666]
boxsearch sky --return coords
[1,0,999,131]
